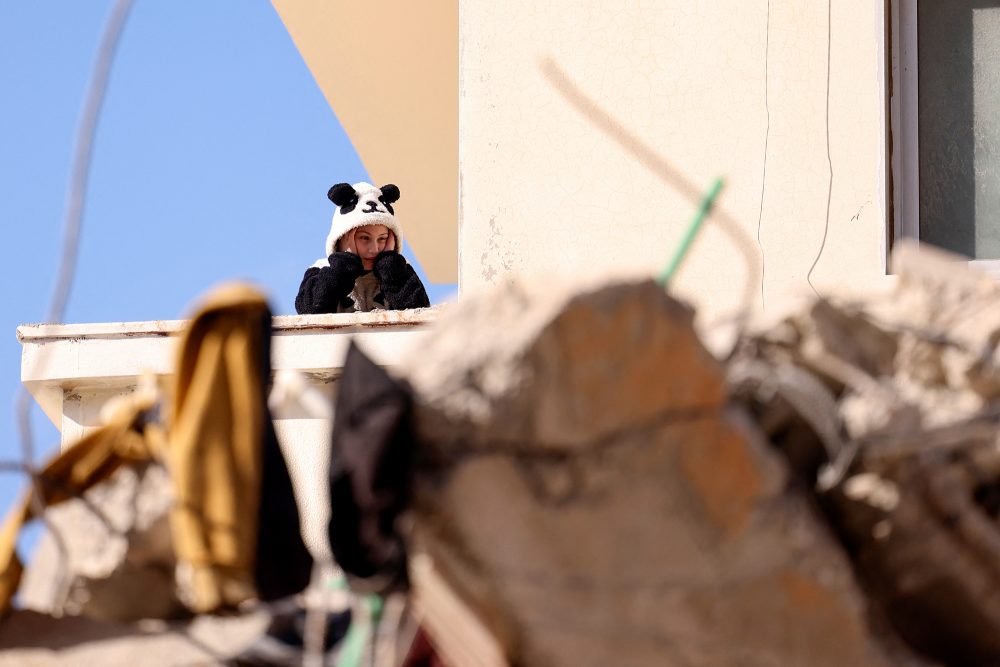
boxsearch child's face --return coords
[343,224,392,270]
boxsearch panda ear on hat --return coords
[378,184,400,215]
[328,183,359,209]
[378,184,400,204]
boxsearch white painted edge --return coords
[877,0,890,274]
[18,309,439,431]
[16,307,442,342]
[891,0,920,245]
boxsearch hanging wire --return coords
[10,0,136,605]
[16,0,135,459]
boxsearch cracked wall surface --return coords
[459,1,889,318]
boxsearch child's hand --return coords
[341,228,358,254]
[384,230,397,252]
[372,251,407,287]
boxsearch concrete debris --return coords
[8,242,1000,667]
[0,607,268,667]
[396,277,930,667]
[19,462,185,622]
[731,243,1000,666]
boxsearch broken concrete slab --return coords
[0,607,267,667]
[395,277,917,667]
[19,462,185,622]
[730,242,1000,666]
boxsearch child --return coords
[295,182,430,314]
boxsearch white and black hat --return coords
[324,181,403,257]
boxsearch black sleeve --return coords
[372,251,431,310]
[294,252,364,314]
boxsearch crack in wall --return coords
[480,216,514,284]
[852,200,873,222]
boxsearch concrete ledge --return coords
[18,307,440,435]
[16,307,440,342]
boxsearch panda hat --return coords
[323,181,403,258]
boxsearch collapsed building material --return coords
[8,246,1000,666]
[376,277,931,667]
[732,243,1000,666]
[19,461,183,622]
[0,392,166,618]
[0,606,269,666]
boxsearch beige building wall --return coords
[459,2,891,318]
[272,0,458,284]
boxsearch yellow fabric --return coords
[166,283,271,613]
[0,395,160,615]
[0,283,274,617]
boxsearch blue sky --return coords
[0,2,453,544]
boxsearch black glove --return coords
[327,251,364,288]
[372,251,430,310]
[294,252,364,314]
[372,251,408,287]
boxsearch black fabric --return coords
[327,342,415,591]
[254,311,314,602]
[255,417,313,601]
[372,251,430,310]
[294,252,364,314]
[263,606,352,650]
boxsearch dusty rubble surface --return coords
[730,243,1000,666]
[395,276,938,667]
[19,462,180,620]
[19,462,184,622]
[0,607,268,667]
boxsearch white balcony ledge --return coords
[17,307,440,446]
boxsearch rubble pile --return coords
[730,243,1000,666]
[3,245,1000,666]
[388,245,1000,666]
[18,462,183,622]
